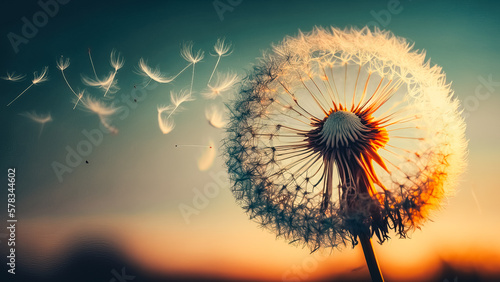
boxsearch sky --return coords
[1,0,500,281]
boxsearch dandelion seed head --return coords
[81,72,120,95]
[205,104,227,128]
[213,38,232,57]
[318,110,371,149]
[1,72,26,82]
[20,111,53,137]
[157,104,173,114]
[80,95,119,117]
[56,56,70,71]
[32,66,49,84]
[181,42,204,64]
[137,58,174,83]
[157,106,175,134]
[20,111,53,124]
[110,49,124,71]
[203,72,239,99]
[170,90,194,108]
[223,27,467,251]
[80,95,120,134]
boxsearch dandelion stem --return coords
[143,78,153,88]
[73,95,83,110]
[189,63,196,96]
[61,70,78,97]
[88,49,98,79]
[7,83,33,106]
[175,144,212,148]
[103,71,116,97]
[359,233,384,282]
[208,55,221,85]
[166,104,180,119]
[173,63,192,80]
[38,123,44,139]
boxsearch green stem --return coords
[359,233,384,282]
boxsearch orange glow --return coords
[16,214,500,281]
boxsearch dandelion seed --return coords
[208,38,232,85]
[137,58,174,84]
[56,56,70,71]
[103,49,124,97]
[72,90,85,110]
[175,144,213,148]
[7,66,48,106]
[110,49,125,71]
[223,27,467,281]
[203,72,239,99]
[1,72,26,82]
[198,140,216,171]
[166,90,194,119]
[80,95,119,134]
[205,104,226,128]
[83,50,124,96]
[157,105,175,134]
[181,42,204,95]
[31,67,49,84]
[137,58,192,87]
[88,48,99,79]
[56,56,82,106]
[20,111,52,138]
[81,71,120,96]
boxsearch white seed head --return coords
[56,56,70,71]
[180,42,204,64]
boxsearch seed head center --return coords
[319,110,368,148]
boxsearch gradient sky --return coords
[1,0,500,281]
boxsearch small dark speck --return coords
[85,160,89,164]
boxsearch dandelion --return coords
[203,72,239,99]
[56,56,84,109]
[166,89,194,119]
[56,56,70,71]
[156,90,193,134]
[137,58,174,84]
[80,95,120,134]
[157,105,175,134]
[83,50,123,97]
[181,42,204,95]
[223,27,467,281]
[20,111,52,138]
[205,104,226,128]
[81,71,120,96]
[55,56,72,89]
[208,38,232,84]
[7,66,49,106]
[1,72,26,82]
[103,49,124,97]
